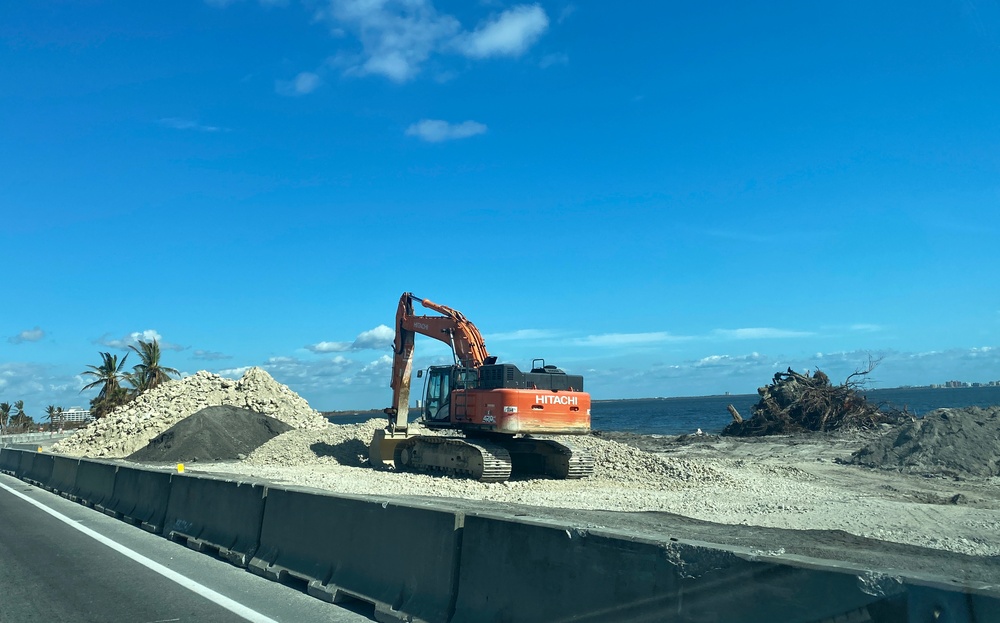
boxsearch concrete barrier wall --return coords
[49,455,81,496]
[71,459,119,509]
[0,448,24,475]
[106,465,173,533]
[26,452,55,488]
[164,475,267,567]
[4,452,997,623]
[906,583,1000,623]
[453,514,905,623]
[249,488,463,623]
[17,451,36,481]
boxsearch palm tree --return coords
[128,339,179,394]
[45,405,57,430]
[11,400,30,432]
[0,402,10,434]
[81,352,129,418]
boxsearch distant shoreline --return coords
[593,385,1000,404]
[322,410,383,418]
[323,385,1000,414]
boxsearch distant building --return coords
[59,408,93,423]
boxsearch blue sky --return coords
[2,1,999,417]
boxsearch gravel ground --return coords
[187,417,1000,559]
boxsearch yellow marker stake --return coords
[176,463,185,473]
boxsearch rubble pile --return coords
[53,367,328,458]
[723,368,902,437]
[246,418,387,468]
[571,434,735,485]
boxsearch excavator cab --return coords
[421,365,478,423]
[423,366,451,422]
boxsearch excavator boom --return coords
[385,293,493,431]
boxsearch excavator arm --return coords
[373,292,495,464]
[386,293,495,430]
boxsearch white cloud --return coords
[405,119,487,142]
[712,328,814,340]
[95,329,184,351]
[307,324,395,353]
[318,0,461,82]
[158,118,224,132]
[214,1,551,84]
[484,329,559,341]
[308,340,353,353]
[218,355,386,406]
[455,4,549,58]
[353,354,393,384]
[276,71,322,96]
[354,325,395,349]
[849,324,883,333]
[574,332,691,347]
[9,327,45,344]
[692,352,769,369]
[217,365,252,378]
[192,349,232,361]
[315,2,548,82]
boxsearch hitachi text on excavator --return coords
[368,293,595,482]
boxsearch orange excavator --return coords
[368,293,594,482]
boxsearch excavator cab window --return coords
[454,367,478,389]
[424,366,451,422]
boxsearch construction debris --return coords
[52,368,327,458]
[722,367,903,437]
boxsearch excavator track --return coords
[393,436,512,483]
[500,437,596,480]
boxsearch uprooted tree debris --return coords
[723,361,906,436]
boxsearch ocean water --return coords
[592,385,1000,435]
[330,386,1000,436]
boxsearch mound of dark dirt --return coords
[127,405,292,463]
[850,406,1000,478]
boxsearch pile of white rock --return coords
[52,367,328,458]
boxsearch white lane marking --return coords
[0,480,280,623]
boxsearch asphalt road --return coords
[0,473,374,623]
